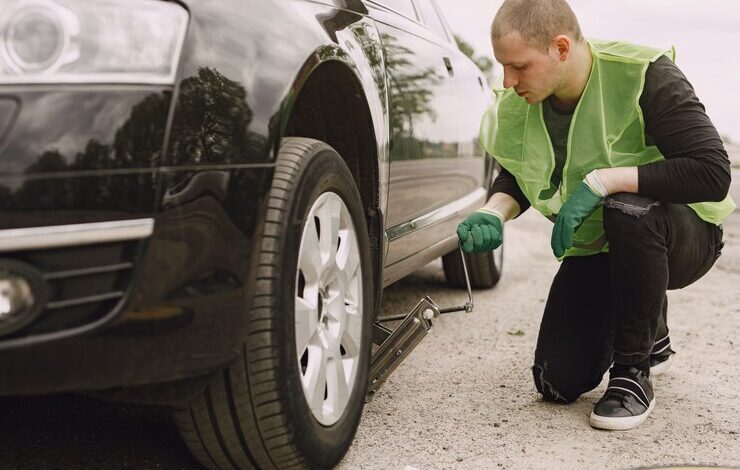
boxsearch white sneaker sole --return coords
[650,353,674,376]
[589,398,656,431]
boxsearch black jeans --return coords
[532,193,724,403]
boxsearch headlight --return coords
[0,0,188,85]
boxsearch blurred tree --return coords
[113,92,172,168]
[169,67,252,166]
[17,151,71,210]
[0,185,11,210]
[455,35,495,83]
[380,33,440,159]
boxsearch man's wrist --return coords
[592,167,639,195]
[584,170,609,197]
[475,207,505,224]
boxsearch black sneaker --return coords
[590,366,655,430]
[650,334,676,376]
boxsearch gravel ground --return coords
[338,171,740,469]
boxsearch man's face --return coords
[493,32,563,104]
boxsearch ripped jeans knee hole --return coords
[603,193,660,218]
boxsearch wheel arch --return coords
[279,47,385,317]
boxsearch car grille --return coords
[2,241,138,339]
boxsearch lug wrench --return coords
[367,242,474,400]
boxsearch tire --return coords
[174,138,374,469]
[442,244,503,289]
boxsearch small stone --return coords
[493,422,500,427]
[456,457,464,462]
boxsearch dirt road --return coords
[338,170,740,469]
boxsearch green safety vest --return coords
[480,39,735,258]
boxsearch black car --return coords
[0,0,502,468]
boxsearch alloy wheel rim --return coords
[295,192,363,426]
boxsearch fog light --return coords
[0,260,47,336]
[0,275,34,318]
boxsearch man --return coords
[458,0,734,430]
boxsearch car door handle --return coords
[443,56,454,77]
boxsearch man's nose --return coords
[503,69,518,89]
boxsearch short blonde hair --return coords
[492,0,583,51]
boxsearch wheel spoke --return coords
[298,218,322,283]
[335,228,354,271]
[324,289,345,327]
[317,196,341,269]
[326,355,350,416]
[340,312,361,358]
[303,345,327,412]
[295,297,318,357]
[337,238,361,353]
[337,240,360,295]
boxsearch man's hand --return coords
[457,208,504,253]
[551,176,605,258]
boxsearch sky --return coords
[435,0,740,142]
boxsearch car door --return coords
[366,0,490,266]
[410,0,491,211]
[416,0,495,187]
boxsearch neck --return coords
[550,41,592,111]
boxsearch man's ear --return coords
[552,35,571,61]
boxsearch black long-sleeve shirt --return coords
[491,55,732,215]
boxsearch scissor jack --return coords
[367,242,474,400]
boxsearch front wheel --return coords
[174,138,374,469]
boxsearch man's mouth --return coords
[517,90,527,97]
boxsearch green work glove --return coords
[457,208,504,253]
[551,178,605,258]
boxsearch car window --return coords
[414,0,449,42]
[372,0,418,20]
